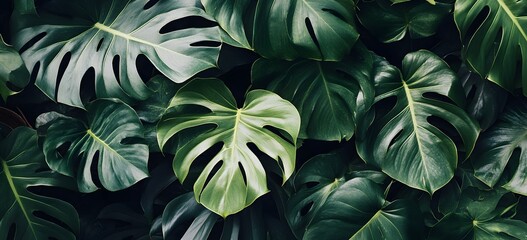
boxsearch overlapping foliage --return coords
[1,0,527,239]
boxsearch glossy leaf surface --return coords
[0,35,29,101]
[158,78,300,217]
[42,99,149,192]
[14,0,220,108]
[356,50,479,194]
[0,127,79,240]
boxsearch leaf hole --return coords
[19,32,47,53]
[33,210,74,234]
[427,116,463,149]
[159,16,217,34]
[112,55,121,85]
[263,125,295,145]
[388,129,404,149]
[29,62,41,85]
[422,92,456,105]
[304,17,321,55]
[7,223,15,240]
[136,54,154,84]
[201,161,223,196]
[55,52,72,98]
[305,181,320,189]
[143,0,159,10]
[96,38,104,52]
[90,150,104,189]
[120,137,145,145]
[464,6,489,41]
[500,148,522,184]
[374,96,397,118]
[187,141,222,184]
[238,162,247,185]
[56,141,72,159]
[190,41,221,47]
[300,201,314,217]
[80,67,96,103]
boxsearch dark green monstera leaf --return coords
[286,152,422,240]
[201,0,359,60]
[0,127,79,240]
[429,187,527,239]
[357,0,451,43]
[454,0,527,95]
[157,78,300,217]
[14,0,221,108]
[41,99,149,192]
[472,100,527,196]
[251,46,374,141]
[0,35,29,101]
[356,50,479,194]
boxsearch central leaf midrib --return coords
[1,160,37,238]
[496,0,527,43]
[402,81,431,188]
[86,129,128,163]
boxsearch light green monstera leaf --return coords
[356,50,479,194]
[13,0,221,108]
[41,99,149,192]
[251,46,375,141]
[472,100,527,196]
[454,0,527,95]
[0,127,79,240]
[201,0,359,60]
[157,78,300,217]
[286,152,422,240]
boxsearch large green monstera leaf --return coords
[41,99,149,192]
[429,187,527,239]
[454,0,527,95]
[0,127,79,240]
[14,0,220,108]
[0,35,29,101]
[287,152,421,240]
[472,100,527,195]
[251,47,374,141]
[356,50,479,194]
[157,78,300,217]
[201,0,359,60]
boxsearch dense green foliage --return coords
[1,0,527,239]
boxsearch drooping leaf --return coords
[201,0,359,60]
[41,98,149,192]
[429,187,527,239]
[0,34,29,101]
[357,0,451,43]
[158,78,300,217]
[0,127,79,240]
[472,99,527,196]
[356,50,479,194]
[286,152,422,240]
[14,0,221,108]
[251,46,374,141]
[454,0,527,95]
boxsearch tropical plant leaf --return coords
[357,0,451,43]
[454,0,527,95]
[0,127,79,240]
[286,152,422,240]
[97,204,154,240]
[13,0,36,15]
[158,78,300,217]
[41,98,149,192]
[251,46,374,141]
[472,99,527,196]
[135,75,180,123]
[429,187,527,239]
[13,0,221,108]
[0,34,29,101]
[356,50,479,194]
[201,0,359,60]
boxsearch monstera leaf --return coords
[286,152,422,240]
[356,50,479,194]
[0,127,79,240]
[201,0,359,60]
[41,99,149,192]
[251,46,374,141]
[0,35,29,101]
[454,0,527,95]
[357,0,451,43]
[14,0,221,108]
[472,100,527,196]
[429,187,527,239]
[157,78,300,217]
